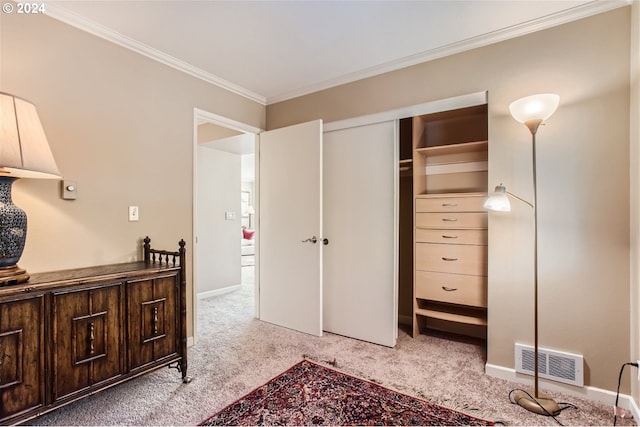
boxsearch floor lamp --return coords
[484,93,561,416]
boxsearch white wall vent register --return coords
[515,343,584,387]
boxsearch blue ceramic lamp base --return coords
[0,176,29,285]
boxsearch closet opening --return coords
[397,104,489,342]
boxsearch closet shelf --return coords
[415,308,487,326]
[425,160,487,176]
[415,140,488,157]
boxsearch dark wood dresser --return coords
[0,237,189,425]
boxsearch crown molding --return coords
[44,0,630,106]
[44,3,267,105]
[266,0,631,105]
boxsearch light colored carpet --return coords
[33,266,635,426]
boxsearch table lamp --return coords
[0,92,61,285]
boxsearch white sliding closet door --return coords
[323,121,398,347]
[258,120,323,337]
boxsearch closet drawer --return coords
[416,195,486,213]
[415,243,487,276]
[415,228,487,245]
[415,212,487,229]
[415,271,487,308]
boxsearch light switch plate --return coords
[128,206,139,221]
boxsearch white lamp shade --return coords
[0,92,61,179]
[509,93,560,124]
[484,185,511,212]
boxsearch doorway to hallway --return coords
[193,108,259,342]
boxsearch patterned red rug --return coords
[200,359,493,426]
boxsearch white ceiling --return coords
[45,0,626,105]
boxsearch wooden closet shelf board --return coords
[414,308,487,326]
[425,161,488,176]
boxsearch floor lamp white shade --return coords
[509,94,560,134]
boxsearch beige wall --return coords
[268,8,632,393]
[0,12,266,339]
[198,123,243,143]
[196,146,241,294]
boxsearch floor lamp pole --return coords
[511,119,561,416]
[531,127,540,400]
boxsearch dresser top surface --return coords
[0,261,181,296]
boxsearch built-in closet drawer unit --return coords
[413,193,488,333]
[411,103,489,338]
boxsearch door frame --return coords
[192,108,262,345]
[322,92,486,133]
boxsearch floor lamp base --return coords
[512,389,561,416]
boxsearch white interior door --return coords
[323,121,398,347]
[258,120,323,336]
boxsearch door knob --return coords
[322,238,329,245]
[301,236,318,244]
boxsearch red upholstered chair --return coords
[242,228,255,240]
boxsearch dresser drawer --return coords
[415,228,487,245]
[416,195,486,213]
[415,243,487,276]
[415,212,487,229]
[415,271,487,308]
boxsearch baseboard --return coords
[197,284,241,300]
[485,363,640,420]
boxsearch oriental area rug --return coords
[200,359,493,426]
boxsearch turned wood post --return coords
[143,236,151,264]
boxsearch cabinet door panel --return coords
[52,284,124,401]
[0,296,44,422]
[127,274,178,371]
